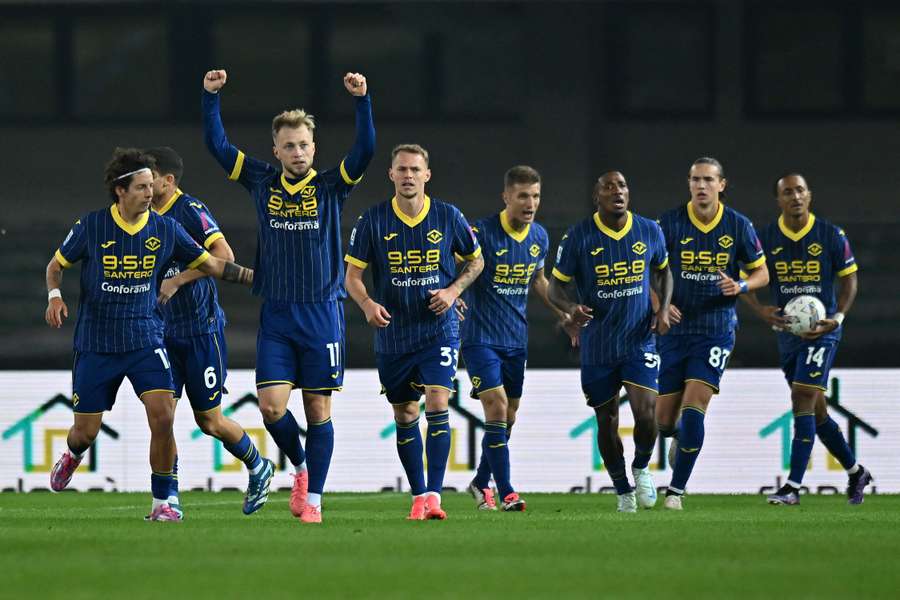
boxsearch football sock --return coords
[223,432,263,473]
[305,418,334,495]
[669,407,705,493]
[151,471,176,501]
[264,410,306,467]
[847,464,861,476]
[483,421,513,498]
[787,414,816,487]
[425,410,451,494]
[816,415,857,471]
[632,443,654,470]
[395,417,426,495]
[595,414,631,495]
[66,445,86,459]
[474,425,512,489]
[168,454,180,500]
[307,492,322,508]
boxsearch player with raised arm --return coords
[460,165,567,512]
[741,173,871,505]
[201,69,375,523]
[656,157,768,510]
[345,144,484,520]
[46,148,254,521]
[548,171,673,512]
[146,146,274,515]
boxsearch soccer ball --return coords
[783,295,826,335]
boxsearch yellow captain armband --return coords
[340,160,364,185]
[345,255,368,269]
[228,151,245,181]
[837,264,858,277]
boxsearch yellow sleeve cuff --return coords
[203,232,225,250]
[228,150,245,181]
[461,246,482,261]
[344,254,368,269]
[54,249,73,269]
[744,255,766,270]
[186,251,211,270]
[655,257,669,270]
[837,263,858,277]
[551,267,572,283]
[340,160,364,185]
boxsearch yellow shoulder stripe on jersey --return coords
[281,168,317,196]
[153,189,183,216]
[228,151,245,181]
[739,270,749,280]
[744,255,766,270]
[655,256,669,270]
[686,201,724,234]
[340,159,364,185]
[593,210,633,240]
[186,251,211,270]
[392,195,431,228]
[344,254,369,269]
[500,209,530,242]
[54,249,73,269]
[551,267,572,282]
[204,232,225,249]
[837,263,858,277]
[110,204,149,235]
[461,246,482,261]
[778,213,816,241]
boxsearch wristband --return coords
[738,279,749,294]
[48,288,62,301]
[833,312,845,325]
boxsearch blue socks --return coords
[305,418,334,495]
[425,410,451,494]
[474,425,512,490]
[264,410,306,467]
[151,471,176,501]
[632,443,654,470]
[395,417,426,495]
[669,407,705,493]
[816,415,857,471]
[787,414,816,487]
[483,421,513,498]
[223,432,262,472]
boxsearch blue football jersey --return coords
[153,189,226,338]
[460,211,549,349]
[55,205,209,353]
[758,214,857,351]
[552,211,668,365]
[345,196,481,354]
[659,202,765,336]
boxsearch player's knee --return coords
[258,402,286,424]
[790,387,817,413]
[147,412,175,434]
[195,413,224,438]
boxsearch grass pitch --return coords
[2,492,898,599]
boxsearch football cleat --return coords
[167,496,184,520]
[407,495,427,521]
[243,458,275,515]
[148,503,183,522]
[299,503,322,524]
[632,467,658,509]
[467,480,497,511]
[767,484,800,505]
[501,492,526,512]
[616,491,637,513]
[663,493,683,511]
[50,452,82,492]
[290,469,309,517]
[847,466,873,506]
[424,494,447,520]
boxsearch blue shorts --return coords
[166,327,228,412]
[256,300,344,393]
[462,344,527,400]
[376,339,460,404]
[581,351,660,408]
[780,338,837,392]
[72,347,174,414]
[658,332,735,395]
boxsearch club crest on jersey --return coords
[100,240,116,249]
[301,186,316,199]
[471,376,481,388]
[808,243,823,256]
[383,233,398,241]
[718,235,734,249]
[144,237,161,251]
[631,241,647,255]
[529,244,541,257]
[426,229,443,244]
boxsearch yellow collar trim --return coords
[153,189,182,216]
[687,201,724,234]
[281,169,317,196]
[500,209,530,242]
[778,213,816,242]
[392,195,431,228]
[110,204,149,235]
[593,211,632,240]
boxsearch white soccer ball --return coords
[783,295,827,335]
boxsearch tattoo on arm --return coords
[222,261,253,286]
[651,267,673,308]
[452,256,484,294]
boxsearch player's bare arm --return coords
[802,271,858,340]
[44,256,68,329]
[547,277,593,326]
[158,238,236,305]
[718,264,768,297]
[345,263,391,327]
[203,69,227,93]
[531,268,570,322]
[428,255,484,316]
[650,264,675,335]
[195,255,253,286]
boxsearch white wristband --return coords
[48,288,62,301]
[833,312,845,325]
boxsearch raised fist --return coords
[204,70,228,93]
[343,72,367,97]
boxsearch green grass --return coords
[2,492,899,599]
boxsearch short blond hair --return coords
[272,109,316,140]
[391,144,429,166]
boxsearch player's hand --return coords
[668,303,682,324]
[758,305,789,331]
[363,298,391,328]
[654,305,673,335]
[204,70,227,93]
[454,297,468,321]
[45,298,68,329]
[157,278,181,305]
[344,72,367,96]
[558,313,581,348]
[717,269,743,296]
[428,288,458,316]
[569,304,593,327]
[799,319,838,340]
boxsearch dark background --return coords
[1,0,898,370]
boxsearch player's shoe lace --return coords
[50,452,82,492]
[290,469,309,517]
[243,458,275,515]
[632,467,658,509]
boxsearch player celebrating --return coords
[45,148,255,521]
[656,157,768,510]
[460,165,566,512]
[741,173,871,505]
[548,171,673,512]
[147,146,275,515]
[345,144,484,520]
[202,69,375,523]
